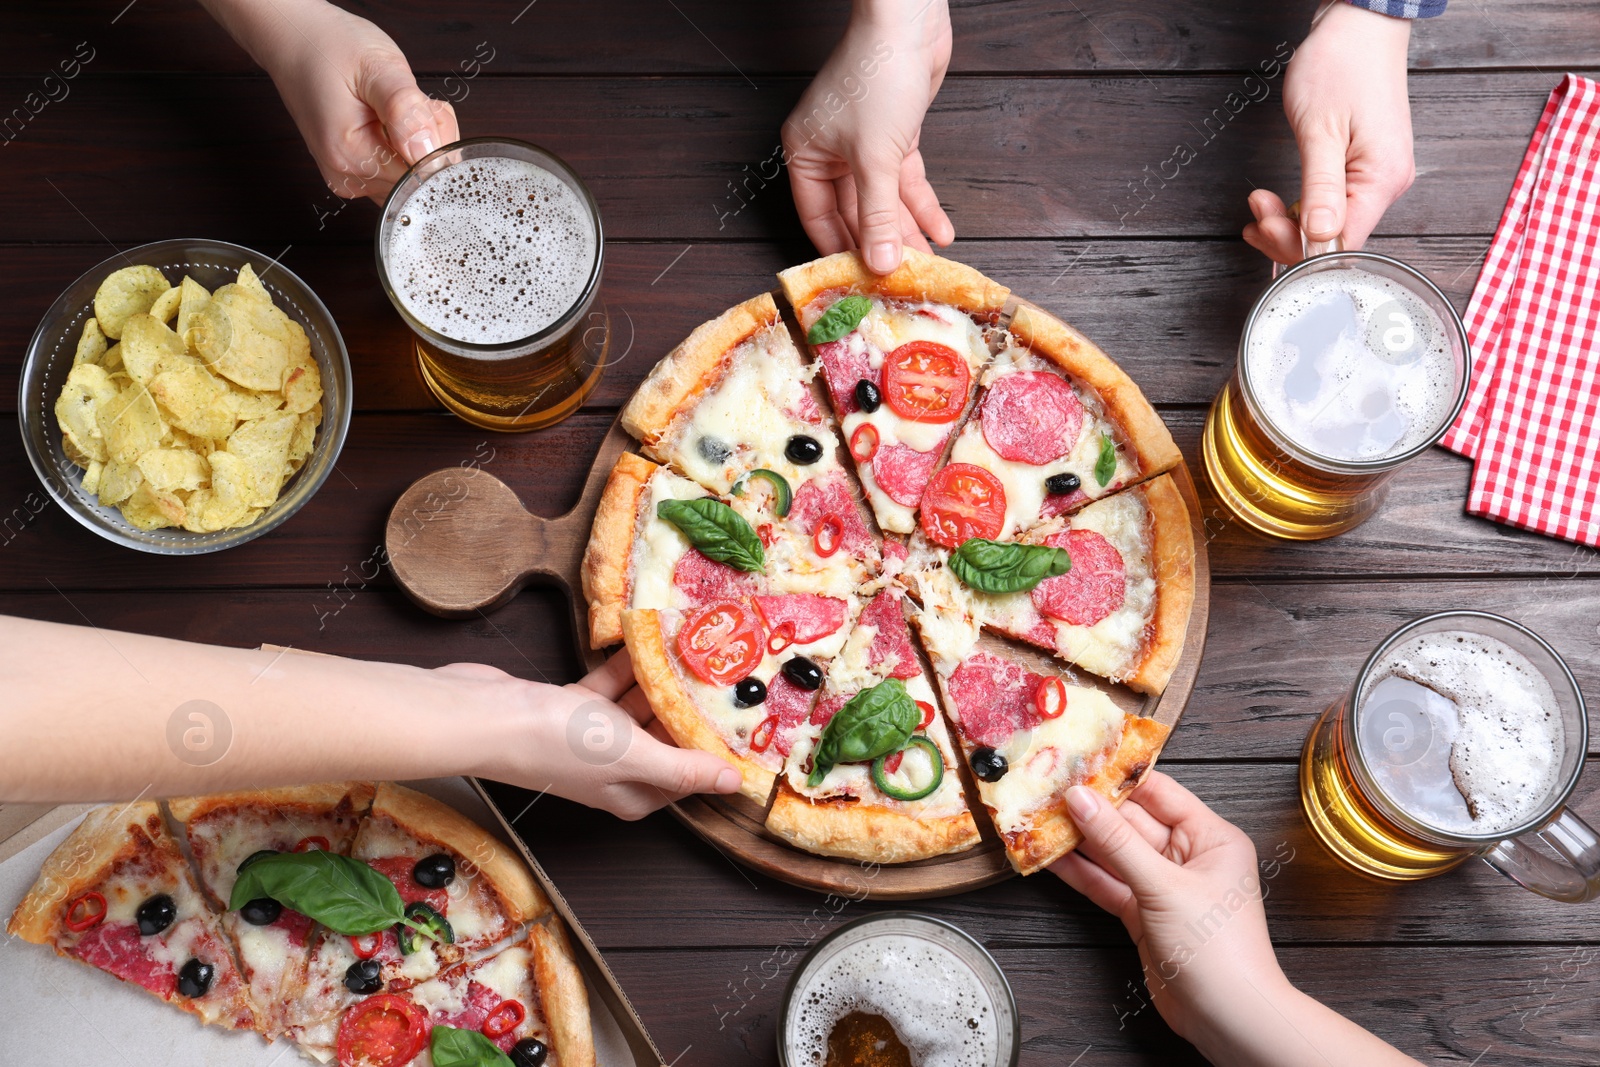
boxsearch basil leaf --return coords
[1094,433,1117,487]
[949,538,1071,595]
[807,295,873,345]
[808,678,918,787]
[228,851,405,936]
[431,1025,514,1067]
[657,498,765,572]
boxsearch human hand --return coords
[444,650,741,822]
[203,0,459,203]
[783,0,955,274]
[1244,3,1414,264]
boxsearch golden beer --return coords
[1203,251,1470,540]
[378,138,607,432]
[1300,611,1600,901]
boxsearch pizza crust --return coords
[777,249,1010,321]
[6,801,163,944]
[529,921,597,1067]
[580,451,659,649]
[368,783,550,925]
[620,608,777,804]
[620,292,780,447]
[1124,475,1196,695]
[166,781,375,826]
[1000,716,1170,875]
[1008,304,1181,481]
[764,783,981,864]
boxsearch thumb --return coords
[1297,126,1349,246]
[853,150,908,275]
[359,56,452,166]
[623,733,743,799]
[1065,786,1169,897]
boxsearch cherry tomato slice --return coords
[849,423,880,463]
[1035,676,1067,719]
[349,933,382,960]
[64,891,107,932]
[749,714,780,753]
[677,600,765,687]
[293,836,331,853]
[335,993,427,1067]
[813,514,845,557]
[916,700,937,730]
[482,999,527,1039]
[919,463,1008,548]
[882,341,970,422]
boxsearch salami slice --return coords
[754,594,849,645]
[858,590,921,680]
[789,470,877,559]
[71,923,179,995]
[809,691,848,727]
[814,338,872,415]
[767,673,819,757]
[1039,486,1088,520]
[872,442,942,507]
[980,371,1084,465]
[946,651,1045,748]
[672,549,758,604]
[1031,529,1126,626]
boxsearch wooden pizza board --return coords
[385,296,1211,900]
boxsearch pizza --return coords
[9,785,595,1067]
[589,249,1195,873]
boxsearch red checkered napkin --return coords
[1439,74,1600,547]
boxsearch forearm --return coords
[1188,974,1422,1067]
[0,614,533,802]
[196,0,329,72]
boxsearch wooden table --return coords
[5,3,1599,1063]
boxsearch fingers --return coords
[853,150,910,274]
[357,52,455,167]
[1341,156,1415,251]
[899,151,954,248]
[1064,786,1170,898]
[1117,798,1175,856]
[578,647,635,703]
[1296,123,1350,246]
[790,169,856,256]
[614,730,741,807]
[1049,851,1135,917]
[1243,189,1305,265]
[1121,771,1211,828]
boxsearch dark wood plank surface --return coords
[4,3,1598,1065]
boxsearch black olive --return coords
[239,897,283,926]
[733,677,767,708]
[177,958,215,998]
[412,853,456,889]
[1045,472,1081,496]
[971,747,1009,782]
[785,435,823,465]
[854,378,881,413]
[510,1038,550,1067]
[236,849,279,874]
[135,894,177,937]
[697,436,732,463]
[782,656,824,691]
[344,958,383,995]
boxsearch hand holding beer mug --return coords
[378,138,607,432]
[1202,249,1471,539]
[1302,612,1600,902]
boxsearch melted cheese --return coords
[471,944,533,1001]
[628,468,705,610]
[978,684,1125,834]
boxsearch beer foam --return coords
[1246,266,1456,462]
[388,156,596,345]
[787,934,998,1067]
[1368,631,1565,835]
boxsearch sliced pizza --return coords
[765,589,980,863]
[169,781,375,1035]
[906,474,1196,695]
[777,250,1009,535]
[7,801,258,1030]
[940,304,1181,540]
[288,783,550,1044]
[582,452,875,650]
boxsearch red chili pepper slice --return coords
[757,523,775,548]
[64,891,107,932]
[749,714,780,754]
[482,999,527,1039]
[849,423,880,463]
[293,836,331,853]
[813,514,844,557]
[1035,677,1067,719]
[349,933,382,960]
[883,750,905,775]
[766,620,796,655]
[916,700,937,731]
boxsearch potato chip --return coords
[120,313,189,386]
[200,451,253,530]
[137,448,209,492]
[97,460,142,506]
[283,349,323,415]
[122,483,180,531]
[74,318,108,366]
[93,264,171,340]
[55,363,119,465]
[81,459,104,496]
[226,389,285,421]
[228,411,297,507]
[149,358,234,439]
[101,342,124,373]
[191,286,294,392]
[235,263,271,302]
[149,285,182,325]
[176,276,211,337]
[99,383,167,465]
[288,405,320,467]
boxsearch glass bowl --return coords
[18,239,353,554]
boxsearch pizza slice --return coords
[582,452,875,650]
[939,304,1181,541]
[765,589,981,863]
[168,781,375,1035]
[906,474,1196,695]
[622,587,856,803]
[6,801,258,1030]
[287,783,550,1043]
[777,250,1009,535]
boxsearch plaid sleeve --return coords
[1344,0,1448,16]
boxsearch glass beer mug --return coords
[1203,247,1472,540]
[1301,611,1600,902]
